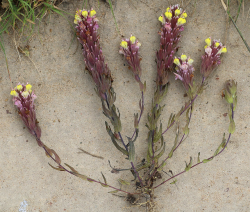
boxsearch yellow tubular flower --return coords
[74,14,81,24]
[221,47,227,53]
[120,41,128,49]
[188,59,194,65]
[165,12,172,20]
[82,10,88,18]
[166,7,170,12]
[181,12,187,18]
[215,42,220,47]
[22,91,29,98]
[175,9,181,16]
[181,55,187,61]
[26,84,32,92]
[174,58,180,66]
[204,45,208,49]
[90,10,96,17]
[16,85,23,91]
[130,36,136,44]
[177,18,186,26]
[10,90,18,97]
[158,15,164,23]
[205,38,211,46]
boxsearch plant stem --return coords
[118,132,144,187]
[130,90,144,140]
[162,77,205,136]
[36,136,137,195]
[153,103,234,189]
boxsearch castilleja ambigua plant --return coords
[11,4,237,211]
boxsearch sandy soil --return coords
[0,0,250,211]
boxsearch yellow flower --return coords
[22,91,29,98]
[181,12,187,18]
[120,41,128,49]
[74,12,81,24]
[158,15,164,23]
[10,90,18,97]
[166,7,170,12]
[215,42,220,47]
[205,38,211,46]
[188,59,194,65]
[130,36,136,44]
[174,58,180,66]
[177,18,186,26]
[165,12,172,20]
[204,45,208,49]
[16,85,23,91]
[82,10,88,17]
[90,10,96,17]
[181,54,187,61]
[175,9,181,16]
[220,47,227,53]
[26,84,32,92]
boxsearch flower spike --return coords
[200,38,227,78]
[156,4,187,86]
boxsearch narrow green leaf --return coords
[185,157,193,172]
[157,162,166,172]
[48,163,65,171]
[170,179,177,184]
[229,118,235,134]
[118,178,130,185]
[202,158,213,163]
[108,190,119,194]
[154,142,165,160]
[197,152,200,163]
[105,122,128,156]
[128,139,135,162]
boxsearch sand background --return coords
[0,0,250,211]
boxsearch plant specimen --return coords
[10,4,237,211]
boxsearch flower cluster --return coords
[200,38,227,78]
[174,55,195,91]
[10,83,41,139]
[119,35,142,83]
[75,9,113,101]
[156,5,187,86]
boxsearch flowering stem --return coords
[36,135,137,195]
[153,103,234,189]
[162,77,205,136]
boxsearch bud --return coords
[224,80,237,104]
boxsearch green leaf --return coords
[100,172,109,187]
[167,113,175,128]
[64,163,79,174]
[202,158,213,163]
[197,152,200,163]
[170,179,177,184]
[157,162,166,172]
[154,142,165,160]
[147,132,153,158]
[105,122,128,156]
[108,190,119,194]
[185,157,193,172]
[48,163,65,171]
[118,178,130,185]
[75,173,88,181]
[229,118,236,134]
[214,133,226,156]
[128,139,135,162]
[153,123,162,143]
